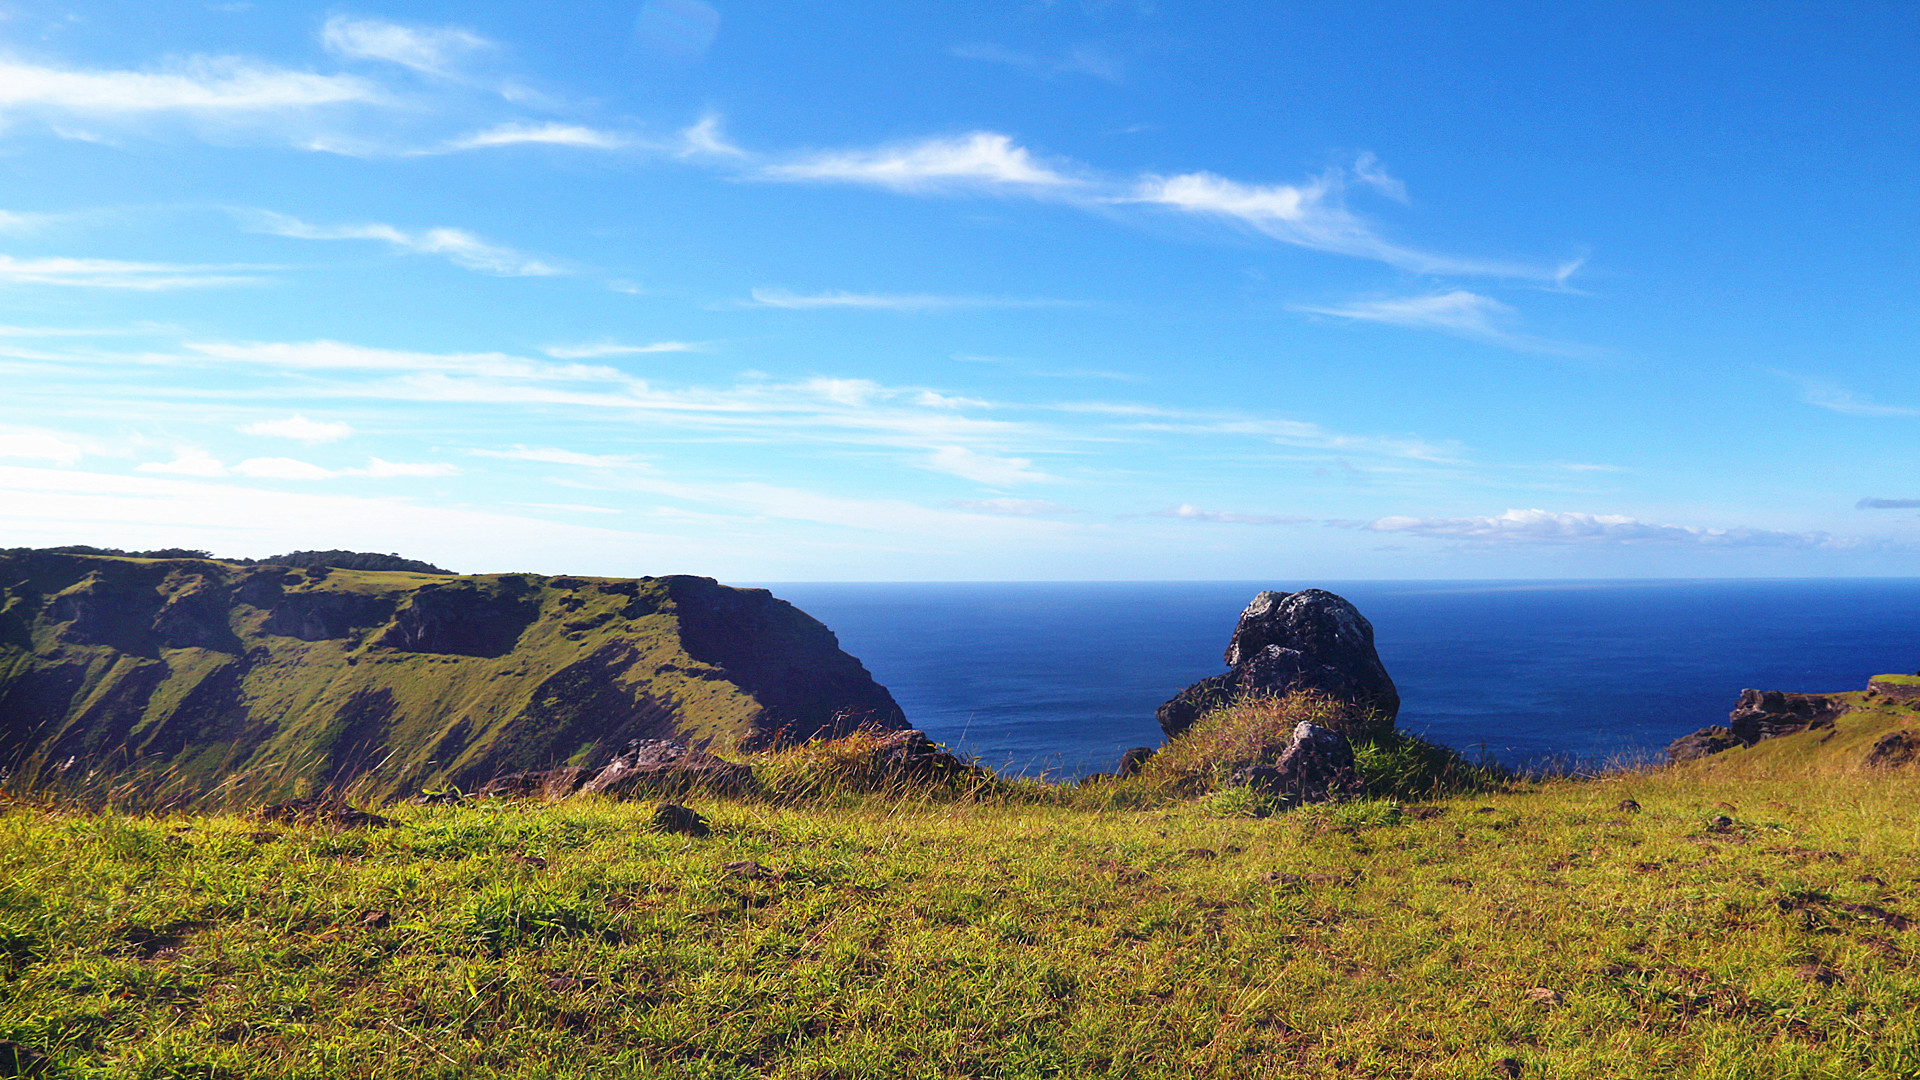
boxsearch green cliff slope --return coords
[0,551,904,801]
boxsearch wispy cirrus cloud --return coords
[1154,503,1309,525]
[0,56,376,116]
[244,211,560,276]
[541,340,703,359]
[924,445,1054,486]
[1858,498,1920,510]
[239,414,353,443]
[764,131,1083,192]
[470,445,647,468]
[320,16,495,79]
[0,254,262,289]
[1361,508,1854,549]
[951,497,1078,517]
[139,451,456,480]
[1058,400,1461,463]
[438,122,629,151]
[1293,290,1593,355]
[950,42,1124,81]
[754,129,1571,283]
[1796,380,1919,418]
[742,287,1074,312]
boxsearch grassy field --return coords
[5,727,1920,1079]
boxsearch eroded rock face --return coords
[1156,589,1399,740]
[1228,721,1364,804]
[1667,689,1851,762]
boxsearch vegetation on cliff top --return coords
[3,694,1918,1078]
[0,551,903,805]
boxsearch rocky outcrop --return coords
[0,549,905,801]
[1668,689,1851,762]
[1868,675,1920,705]
[1156,589,1399,741]
[1227,722,1365,804]
[478,739,759,800]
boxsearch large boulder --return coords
[1156,589,1399,740]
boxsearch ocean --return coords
[765,580,1920,779]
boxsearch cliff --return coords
[0,551,905,800]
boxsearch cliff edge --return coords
[0,550,904,799]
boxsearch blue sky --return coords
[0,0,1915,580]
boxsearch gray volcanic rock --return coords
[1667,689,1851,762]
[580,738,759,797]
[1228,721,1365,804]
[1156,589,1399,740]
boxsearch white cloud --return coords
[679,113,746,158]
[1798,381,1919,418]
[1155,504,1309,525]
[0,255,261,289]
[0,429,84,465]
[239,414,353,443]
[357,457,458,478]
[470,446,646,468]
[1063,401,1459,463]
[951,497,1076,517]
[320,16,493,79]
[0,56,374,115]
[1363,508,1845,549]
[137,450,227,477]
[541,340,701,359]
[233,456,335,480]
[743,287,1071,312]
[186,339,623,380]
[765,131,1081,192]
[754,131,1562,281]
[1293,290,1591,355]
[246,211,560,276]
[925,445,1053,485]
[441,122,628,151]
[224,455,456,480]
[1130,170,1548,279]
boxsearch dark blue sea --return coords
[763,581,1920,779]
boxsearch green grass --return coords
[5,755,1920,1078]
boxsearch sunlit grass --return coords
[4,749,1920,1078]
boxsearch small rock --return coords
[651,803,710,837]
[1794,963,1844,986]
[1523,987,1564,1007]
[0,1040,48,1078]
[1707,815,1735,832]
[1615,799,1641,813]
[722,860,776,880]
[257,796,391,829]
[1076,772,1115,787]
[1117,746,1157,778]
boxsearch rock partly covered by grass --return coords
[0,550,905,805]
[1155,589,1399,741]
